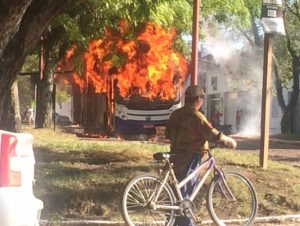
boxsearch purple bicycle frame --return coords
[173,156,226,201]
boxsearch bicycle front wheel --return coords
[207,172,258,226]
[122,174,176,226]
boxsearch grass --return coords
[27,128,300,222]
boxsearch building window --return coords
[211,76,218,91]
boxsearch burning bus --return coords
[113,77,183,135]
[56,22,188,136]
[111,23,188,135]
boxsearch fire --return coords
[84,38,113,93]
[55,45,85,92]
[116,22,188,101]
[58,22,188,101]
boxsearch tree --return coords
[217,0,299,134]
[0,0,81,130]
[273,0,300,133]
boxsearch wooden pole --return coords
[191,0,200,85]
[260,33,273,169]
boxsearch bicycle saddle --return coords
[153,152,171,161]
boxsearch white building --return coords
[198,45,288,135]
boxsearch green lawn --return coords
[28,128,300,221]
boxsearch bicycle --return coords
[121,149,258,226]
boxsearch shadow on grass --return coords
[34,147,147,165]
[34,148,160,220]
[270,156,300,169]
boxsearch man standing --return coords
[236,110,242,132]
[165,85,236,226]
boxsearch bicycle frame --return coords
[151,155,230,211]
[177,156,216,201]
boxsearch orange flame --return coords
[116,22,188,100]
[55,45,85,91]
[57,22,188,101]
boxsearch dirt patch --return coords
[234,136,300,167]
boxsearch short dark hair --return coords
[185,95,203,104]
[185,85,205,98]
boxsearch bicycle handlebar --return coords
[153,140,228,162]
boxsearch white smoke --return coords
[202,28,264,136]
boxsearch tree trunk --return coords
[280,108,291,134]
[273,58,286,112]
[0,0,33,58]
[278,57,300,134]
[290,58,300,133]
[35,68,54,128]
[0,81,22,132]
[0,0,79,120]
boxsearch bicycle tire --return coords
[122,174,176,226]
[207,172,258,226]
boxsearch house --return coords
[198,44,288,135]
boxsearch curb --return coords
[40,214,300,225]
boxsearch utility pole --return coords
[260,0,285,169]
[260,33,273,169]
[191,0,200,85]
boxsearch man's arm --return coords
[196,111,236,149]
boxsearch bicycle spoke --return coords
[133,183,148,203]
[207,172,257,226]
[122,175,176,226]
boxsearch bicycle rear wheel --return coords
[122,174,176,226]
[207,172,257,226]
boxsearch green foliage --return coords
[274,1,300,86]
[19,54,38,116]
[56,86,70,108]
[21,54,39,73]
[41,0,194,74]
[243,0,262,18]
[17,76,35,118]
[174,36,192,61]
[46,0,269,69]
[202,0,254,28]
[284,1,300,56]
[274,36,293,87]
[150,0,193,34]
[56,14,86,44]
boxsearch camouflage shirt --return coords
[165,104,222,175]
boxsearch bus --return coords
[113,87,181,136]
